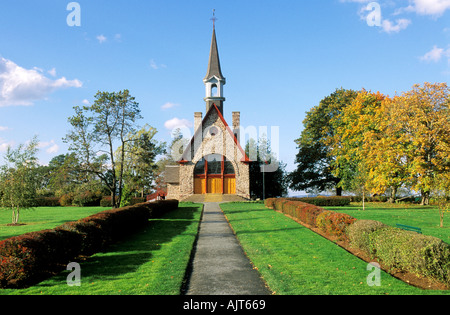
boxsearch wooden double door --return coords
[194,155,236,195]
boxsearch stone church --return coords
[166,23,250,201]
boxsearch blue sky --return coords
[0,0,449,184]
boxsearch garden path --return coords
[185,202,271,295]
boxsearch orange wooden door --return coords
[194,178,206,194]
[224,178,236,195]
[207,178,222,194]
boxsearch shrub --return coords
[0,229,83,288]
[59,193,74,207]
[72,190,102,207]
[274,198,289,211]
[358,227,450,285]
[100,196,118,207]
[0,200,179,288]
[316,211,357,241]
[34,197,61,207]
[287,196,351,207]
[347,220,389,253]
[271,199,325,228]
[264,198,277,209]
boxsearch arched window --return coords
[211,84,218,97]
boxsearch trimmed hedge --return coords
[266,197,450,286]
[316,211,357,241]
[287,196,351,207]
[347,220,389,253]
[266,198,327,228]
[0,200,179,289]
[347,220,450,285]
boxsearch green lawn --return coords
[220,202,449,295]
[326,203,450,244]
[0,206,107,240]
[0,203,203,295]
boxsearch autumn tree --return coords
[387,83,450,205]
[328,90,386,200]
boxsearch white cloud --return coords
[161,102,180,110]
[38,140,60,154]
[0,138,14,153]
[47,68,57,77]
[164,118,192,131]
[420,45,450,62]
[150,59,167,70]
[408,0,450,17]
[82,99,90,105]
[421,46,445,62]
[0,57,82,107]
[0,126,9,131]
[96,34,107,44]
[381,18,412,33]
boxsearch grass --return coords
[0,206,107,240]
[0,202,203,295]
[326,202,450,243]
[220,202,450,295]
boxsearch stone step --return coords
[182,194,250,203]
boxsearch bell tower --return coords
[204,10,226,115]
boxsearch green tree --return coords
[289,88,358,196]
[64,90,142,208]
[245,136,288,200]
[0,137,39,225]
[116,124,165,199]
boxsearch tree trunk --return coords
[421,190,430,206]
[362,188,365,211]
[336,186,342,197]
[388,186,397,203]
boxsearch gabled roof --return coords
[180,103,250,163]
[204,28,225,82]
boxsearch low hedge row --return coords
[0,200,179,289]
[266,197,450,286]
[265,198,354,234]
[286,196,351,207]
[347,220,450,285]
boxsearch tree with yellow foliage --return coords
[387,83,450,205]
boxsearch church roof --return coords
[180,103,250,163]
[204,28,225,82]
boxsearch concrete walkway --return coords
[185,202,271,295]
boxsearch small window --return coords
[209,126,219,136]
[211,84,218,97]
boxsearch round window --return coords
[209,126,219,136]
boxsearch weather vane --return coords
[210,9,218,28]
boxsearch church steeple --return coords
[204,10,226,114]
[204,27,225,82]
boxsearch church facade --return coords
[166,24,250,201]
